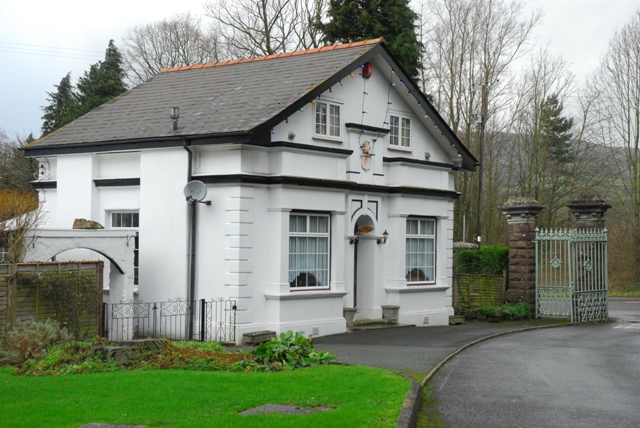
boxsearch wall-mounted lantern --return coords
[377,230,389,245]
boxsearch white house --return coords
[25,39,477,341]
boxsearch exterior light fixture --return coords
[377,230,389,245]
[170,107,180,130]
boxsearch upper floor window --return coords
[111,212,139,228]
[406,218,436,283]
[289,213,330,289]
[315,101,341,138]
[389,115,411,148]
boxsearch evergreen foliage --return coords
[455,245,509,274]
[0,131,37,192]
[541,94,574,165]
[75,40,127,117]
[40,40,127,136]
[318,0,423,79]
[41,73,77,135]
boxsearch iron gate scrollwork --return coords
[535,228,608,323]
[103,298,237,342]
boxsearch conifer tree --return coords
[540,94,574,165]
[41,73,77,135]
[318,0,423,79]
[76,40,127,116]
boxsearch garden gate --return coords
[535,228,608,322]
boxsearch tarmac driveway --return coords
[313,320,532,376]
[430,298,640,427]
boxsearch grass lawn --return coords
[0,364,408,428]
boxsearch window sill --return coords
[265,291,348,300]
[386,285,449,293]
[387,145,412,152]
[312,135,343,143]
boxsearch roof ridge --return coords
[161,38,383,73]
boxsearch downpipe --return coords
[184,140,197,340]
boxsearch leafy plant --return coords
[0,319,71,365]
[473,306,498,317]
[499,302,531,320]
[253,330,336,370]
[472,302,531,321]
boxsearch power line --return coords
[0,41,103,61]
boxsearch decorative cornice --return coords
[195,174,460,199]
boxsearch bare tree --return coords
[206,0,296,57]
[121,13,223,84]
[508,48,575,226]
[419,0,543,244]
[0,188,45,263]
[294,0,327,50]
[588,10,640,279]
[205,0,326,58]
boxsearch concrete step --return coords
[348,321,415,332]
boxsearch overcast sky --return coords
[0,0,637,139]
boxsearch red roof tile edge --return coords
[160,38,383,73]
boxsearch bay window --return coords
[289,213,330,288]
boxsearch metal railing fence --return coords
[103,297,236,343]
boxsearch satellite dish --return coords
[184,180,207,202]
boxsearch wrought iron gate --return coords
[103,298,237,343]
[535,228,608,322]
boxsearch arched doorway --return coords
[353,215,377,317]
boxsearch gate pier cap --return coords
[566,193,611,230]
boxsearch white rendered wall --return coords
[55,154,96,228]
[138,149,189,302]
[96,152,140,178]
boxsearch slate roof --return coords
[29,40,381,147]
[26,39,477,171]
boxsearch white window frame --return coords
[109,211,139,285]
[405,218,436,284]
[110,211,139,228]
[314,100,342,141]
[289,213,331,290]
[389,114,412,149]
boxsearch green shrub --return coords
[474,306,498,317]
[19,341,120,376]
[171,341,225,352]
[499,302,531,320]
[455,245,508,274]
[0,319,71,365]
[253,330,336,370]
[473,302,531,321]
